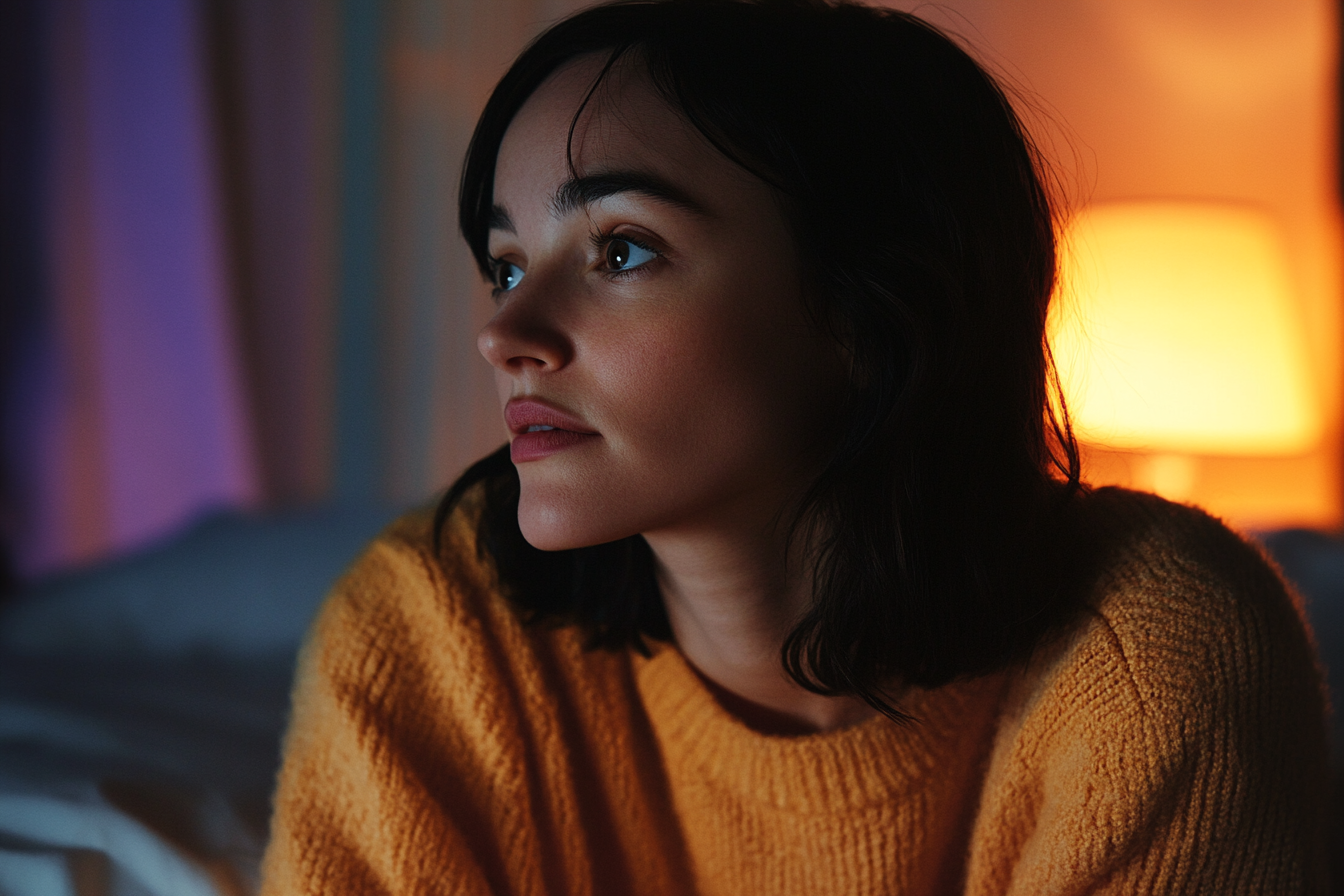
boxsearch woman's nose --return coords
[477,287,573,375]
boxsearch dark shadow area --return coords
[0,0,49,604]
[1261,529,1344,893]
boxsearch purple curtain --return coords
[5,0,581,580]
[15,0,259,577]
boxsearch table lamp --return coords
[1049,201,1322,501]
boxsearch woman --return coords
[262,1,1329,892]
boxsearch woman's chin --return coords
[516,500,633,552]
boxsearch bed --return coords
[0,509,1339,894]
[0,506,398,895]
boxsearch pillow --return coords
[0,505,402,660]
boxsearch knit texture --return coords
[260,488,1329,894]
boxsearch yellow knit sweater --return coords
[261,488,1329,894]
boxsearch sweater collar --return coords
[634,642,1008,813]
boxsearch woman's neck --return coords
[645,518,876,735]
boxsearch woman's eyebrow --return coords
[486,171,710,236]
[488,205,516,234]
[550,170,711,218]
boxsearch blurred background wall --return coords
[949,0,1343,530]
[1,0,1339,581]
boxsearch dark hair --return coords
[437,0,1084,720]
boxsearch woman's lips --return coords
[510,428,600,463]
[505,398,599,463]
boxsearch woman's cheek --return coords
[591,314,736,450]
[508,320,704,549]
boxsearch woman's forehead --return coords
[492,54,751,213]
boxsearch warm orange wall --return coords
[893,0,1343,529]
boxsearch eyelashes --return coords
[490,259,525,293]
[487,228,663,297]
[587,228,660,277]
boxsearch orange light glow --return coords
[1050,201,1322,457]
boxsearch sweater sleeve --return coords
[258,508,686,896]
[965,496,1330,895]
[258,515,508,895]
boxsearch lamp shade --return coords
[1049,201,1321,456]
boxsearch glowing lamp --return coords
[1050,201,1321,499]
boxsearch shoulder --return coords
[1011,486,1325,739]
[328,488,500,622]
[1064,488,1319,719]
[295,491,615,732]
[306,497,513,673]
[267,496,658,893]
[968,487,1330,892]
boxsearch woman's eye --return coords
[603,238,658,273]
[493,260,524,292]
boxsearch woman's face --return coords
[480,55,845,551]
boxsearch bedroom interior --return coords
[1,0,1341,892]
